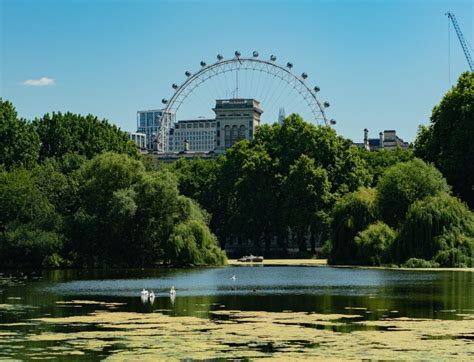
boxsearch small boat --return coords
[170,286,176,295]
[140,288,149,296]
[149,291,155,299]
[231,275,236,281]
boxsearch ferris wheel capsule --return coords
[301,72,308,79]
[217,54,223,61]
[287,62,293,69]
[330,119,337,125]
[313,86,320,92]
[270,55,277,61]
[200,61,206,67]
[252,51,259,57]
[172,83,178,90]
[235,50,241,57]
[185,71,192,77]
[323,101,330,108]
[162,98,168,104]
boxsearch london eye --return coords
[158,51,335,152]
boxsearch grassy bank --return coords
[227,259,327,266]
[227,259,474,271]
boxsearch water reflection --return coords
[0,266,474,359]
[1,266,473,321]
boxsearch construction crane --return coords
[446,12,474,72]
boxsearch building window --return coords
[139,113,146,128]
[224,125,231,148]
[239,125,246,140]
[147,112,153,127]
[231,125,239,145]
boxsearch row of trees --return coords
[0,99,226,268]
[170,114,414,256]
[168,72,474,267]
[1,72,471,268]
[330,159,474,267]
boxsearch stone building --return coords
[355,128,409,151]
[168,118,216,152]
[213,99,263,152]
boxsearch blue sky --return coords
[1,0,472,143]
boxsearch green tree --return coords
[0,99,39,169]
[414,72,474,208]
[396,193,474,266]
[354,221,397,266]
[33,112,139,161]
[376,159,450,227]
[70,152,225,267]
[357,147,414,186]
[0,168,63,268]
[329,187,377,264]
[282,155,332,253]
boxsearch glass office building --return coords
[137,109,175,151]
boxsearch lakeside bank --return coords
[227,259,474,272]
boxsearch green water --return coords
[0,266,473,359]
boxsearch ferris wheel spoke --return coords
[265,73,288,121]
[158,55,330,152]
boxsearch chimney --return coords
[364,128,369,150]
[379,132,384,149]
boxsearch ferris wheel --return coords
[158,51,335,152]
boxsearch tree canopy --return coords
[414,72,474,208]
[0,99,40,169]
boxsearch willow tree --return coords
[329,187,377,264]
[396,193,474,266]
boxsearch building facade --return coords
[213,99,263,152]
[169,118,217,152]
[127,131,147,151]
[137,109,175,151]
[356,129,409,151]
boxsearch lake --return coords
[1,265,473,359]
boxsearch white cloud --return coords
[22,77,55,86]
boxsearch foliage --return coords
[402,258,439,268]
[329,187,377,264]
[396,193,474,266]
[1,224,64,268]
[414,72,474,208]
[282,155,332,252]
[357,147,414,186]
[0,99,40,169]
[376,159,450,227]
[68,153,225,267]
[0,152,225,268]
[354,221,397,266]
[166,220,227,266]
[170,114,372,255]
[33,112,139,160]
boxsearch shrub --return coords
[354,222,397,266]
[402,258,439,268]
[329,187,377,264]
